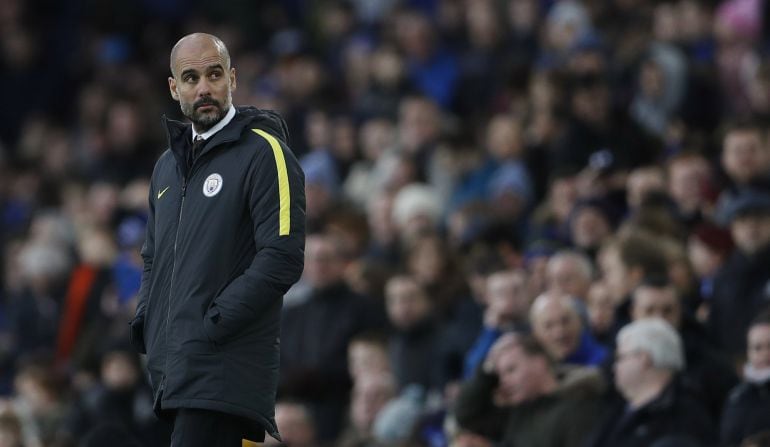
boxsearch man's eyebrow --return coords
[180,68,198,78]
[179,63,225,79]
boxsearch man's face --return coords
[385,277,430,330]
[304,236,346,289]
[546,258,590,299]
[631,286,682,329]
[486,271,530,321]
[613,338,647,402]
[599,247,629,303]
[496,347,547,405]
[587,282,615,333]
[274,403,315,447]
[731,213,770,255]
[169,37,236,132]
[532,300,582,361]
[571,207,611,250]
[748,323,770,369]
[722,130,769,184]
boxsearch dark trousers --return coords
[171,408,265,447]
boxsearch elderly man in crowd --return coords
[530,292,608,366]
[585,319,715,446]
[631,276,737,419]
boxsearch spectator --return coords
[348,332,391,383]
[530,292,608,366]
[665,152,713,229]
[626,165,667,213]
[719,120,770,194]
[384,275,442,393]
[630,276,738,419]
[545,249,594,301]
[687,223,733,315]
[337,371,397,447]
[463,269,530,378]
[265,401,319,447]
[598,232,669,332]
[709,189,770,362]
[585,319,715,446]
[587,281,617,347]
[67,346,166,445]
[280,233,383,441]
[454,334,605,447]
[721,311,770,445]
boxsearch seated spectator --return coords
[67,345,166,445]
[585,319,715,446]
[384,275,442,393]
[631,276,738,419]
[718,120,770,195]
[463,269,530,378]
[587,281,616,347]
[545,249,594,302]
[337,371,397,447]
[347,332,391,383]
[10,361,69,447]
[721,311,770,445]
[566,198,616,259]
[454,333,605,447]
[598,232,669,332]
[265,401,320,447]
[687,223,733,318]
[530,292,608,366]
[280,232,384,441]
[709,189,770,364]
[665,152,713,229]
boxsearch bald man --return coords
[530,293,608,366]
[129,33,306,446]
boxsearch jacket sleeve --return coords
[129,180,156,354]
[203,131,306,344]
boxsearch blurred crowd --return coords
[1,0,770,445]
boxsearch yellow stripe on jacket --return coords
[252,128,290,236]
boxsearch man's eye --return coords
[210,72,222,80]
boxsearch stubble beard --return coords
[182,94,231,132]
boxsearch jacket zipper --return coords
[164,177,188,384]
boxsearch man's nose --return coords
[196,78,213,97]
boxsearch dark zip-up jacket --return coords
[129,107,305,440]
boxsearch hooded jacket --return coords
[129,107,305,440]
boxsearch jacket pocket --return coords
[202,305,230,345]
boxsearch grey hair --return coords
[617,318,685,372]
[169,33,231,77]
[548,249,594,280]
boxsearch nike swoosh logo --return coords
[157,186,170,200]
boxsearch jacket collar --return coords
[162,108,252,173]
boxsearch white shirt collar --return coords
[192,105,236,142]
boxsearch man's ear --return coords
[230,67,237,92]
[168,76,179,101]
